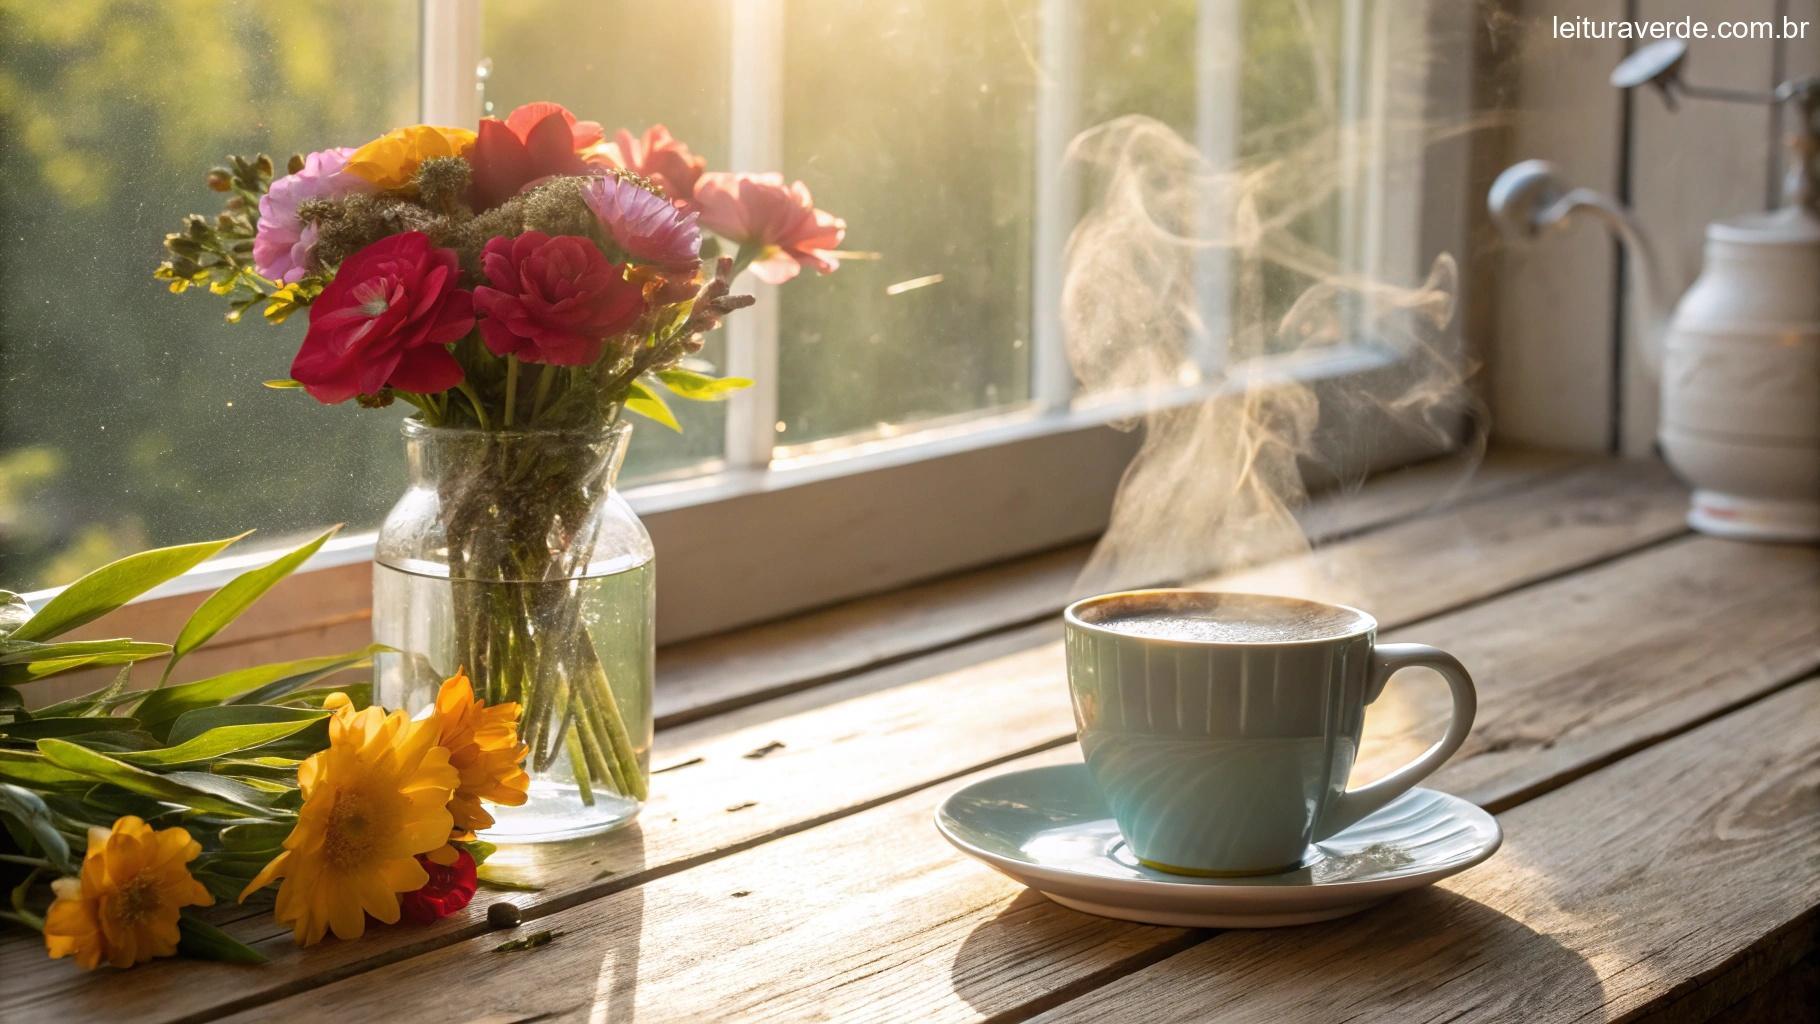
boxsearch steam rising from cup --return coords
[1064,114,1483,597]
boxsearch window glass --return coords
[0,1,418,589]
[774,0,1039,449]
[1236,0,1350,354]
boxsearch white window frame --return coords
[23,0,1477,648]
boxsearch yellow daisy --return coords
[433,670,530,842]
[343,124,477,190]
[43,816,212,970]
[239,703,457,946]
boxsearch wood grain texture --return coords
[654,446,1578,727]
[201,520,1820,1024]
[0,459,1678,1021]
[1029,677,1820,1024]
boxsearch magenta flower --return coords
[693,172,845,284]
[580,176,702,272]
[253,147,374,284]
[474,232,645,366]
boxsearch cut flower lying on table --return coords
[0,533,531,970]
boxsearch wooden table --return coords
[5,449,1817,1023]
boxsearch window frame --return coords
[20,0,1478,649]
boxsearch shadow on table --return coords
[573,823,646,1023]
[948,888,1606,1021]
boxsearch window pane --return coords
[1237,0,1350,353]
[480,0,732,478]
[775,0,1038,448]
[0,1,417,590]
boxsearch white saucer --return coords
[934,763,1501,928]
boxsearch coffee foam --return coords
[1078,592,1369,644]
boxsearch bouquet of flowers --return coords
[1,533,530,968]
[155,104,845,826]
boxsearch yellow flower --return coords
[43,816,212,970]
[433,670,529,840]
[239,703,457,946]
[344,124,477,190]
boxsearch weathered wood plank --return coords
[1028,677,1820,1024]
[200,531,1820,1024]
[655,446,1580,726]
[0,460,1671,1020]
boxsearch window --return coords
[1,1,1472,641]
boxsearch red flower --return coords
[468,102,603,211]
[474,231,644,366]
[399,848,478,925]
[594,125,707,205]
[290,232,474,404]
[693,172,846,284]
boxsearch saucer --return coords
[934,763,1501,928]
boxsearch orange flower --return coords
[344,124,477,190]
[432,670,529,840]
[239,703,457,946]
[43,817,212,970]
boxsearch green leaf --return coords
[35,739,276,818]
[177,914,269,964]
[476,865,544,892]
[117,713,329,767]
[166,704,328,746]
[0,782,75,873]
[131,645,383,736]
[0,641,170,687]
[1,717,141,740]
[654,368,752,401]
[32,666,135,719]
[220,821,292,852]
[0,750,92,788]
[9,534,248,643]
[164,526,341,682]
[624,380,682,432]
[0,638,169,667]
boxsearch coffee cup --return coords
[1063,589,1476,876]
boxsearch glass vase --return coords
[372,419,653,843]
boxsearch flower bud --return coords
[206,169,233,192]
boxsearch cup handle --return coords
[1313,643,1477,841]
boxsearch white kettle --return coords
[1491,42,1820,542]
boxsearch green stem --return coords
[457,381,492,430]
[503,357,520,427]
[578,637,647,801]
[531,364,556,421]
[564,729,596,806]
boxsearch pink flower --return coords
[581,176,701,272]
[253,147,374,283]
[468,102,604,211]
[474,232,645,366]
[693,173,846,284]
[593,125,706,205]
[291,232,474,404]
